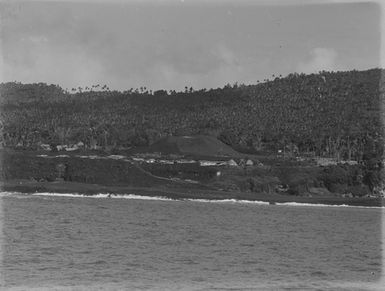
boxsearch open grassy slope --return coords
[146,135,240,157]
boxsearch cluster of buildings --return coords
[36,145,262,169]
[39,142,85,152]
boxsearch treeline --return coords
[0,69,384,164]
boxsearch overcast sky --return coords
[0,0,382,91]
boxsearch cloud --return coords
[117,44,245,91]
[1,2,378,91]
[297,47,338,73]
[2,42,105,89]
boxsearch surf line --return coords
[24,192,385,208]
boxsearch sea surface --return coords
[0,192,384,290]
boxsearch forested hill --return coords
[0,68,384,161]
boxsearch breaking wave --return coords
[30,192,174,201]
[28,193,271,205]
[1,191,383,208]
[275,201,385,209]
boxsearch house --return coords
[199,160,228,167]
[40,143,51,151]
[227,159,238,167]
[200,161,215,166]
[56,144,68,151]
[65,144,79,151]
[245,159,254,166]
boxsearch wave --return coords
[276,202,352,207]
[275,201,385,209]
[187,198,270,205]
[30,193,274,206]
[29,193,270,205]
[2,192,384,208]
[30,192,175,201]
[29,193,272,205]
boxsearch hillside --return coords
[0,68,383,163]
[146,135,240,157]
[1,69,384,195]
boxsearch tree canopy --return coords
[0,68,383,163]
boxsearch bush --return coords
[345,185,370,197]
[319,165,348,190]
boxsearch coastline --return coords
[2,179,384,207]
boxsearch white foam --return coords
[275,201,385,209]
[28,193,268,205]
[31,192,174,201]
[112,194,173,201]
[3,192,384,208]
[187,198,270,205]
[32,192,103,198]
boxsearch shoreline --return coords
[2,179,383,207]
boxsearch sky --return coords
[0,0,382,91]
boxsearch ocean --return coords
[1,192,384,290]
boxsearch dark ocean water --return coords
[0,192,384,290]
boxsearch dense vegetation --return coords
[1,68,384,194]
[0,69,383,160]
